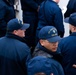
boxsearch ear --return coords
[74,26,76,30]
[39,39,44,46]
[72,26,76,31]
[12,30,18,35]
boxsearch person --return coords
[20,0,45,52]
[20,0,40,50]
[64,0,76,34]
[27,26,64,75]
[59,13,76,75]
[0,0,15,37]
[64,0,76,18]
[0,18,31,75]
[36,0,64,43]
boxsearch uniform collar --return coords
[5,32,26,43]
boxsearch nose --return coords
[53,42,58,47]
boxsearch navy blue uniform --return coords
[21,0,44,52]
[64,0,76,18]
[0,33,31,75]
[59,32,76,75]
[36,0,64,42]
[0,0,15,37]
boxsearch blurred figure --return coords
[64,0,76,18]
[20,0,45,53]
[20,0,39,51]
[0,18,31,75]
[27,26,64,75]
[59,13,76,75]
[36,0,64,44]
[0,0,15,37]
[27,56,64,75]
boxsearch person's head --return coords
[53,0,60,4]
[27,56,54,75]
[38,26,61,52]
[64,13,76,33]
[7,18,30,37]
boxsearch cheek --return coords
[45,44,53,50]
[21,31,24,34]
[18,31,24,36]
[48,45,57,52]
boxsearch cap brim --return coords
[21,23,30,30]
[64,17,69,23]
[47,36,61,42]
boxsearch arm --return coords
[54,8,64,37]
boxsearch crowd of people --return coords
[0,0,76,75]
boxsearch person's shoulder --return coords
[49,1,60,12]
[60,36,72,43]
[16,40,30,49]
[12,39,30,52]
[0,37,6,42]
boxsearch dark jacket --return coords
[33,43,62,62]
[0,0,15,31]
[20,0,39,12]
[58,32,76,75]
[31,43,64,75]
[37,0,64,37]
[20,0,45,48]
[64,0,76,18]
[0,33,31,75]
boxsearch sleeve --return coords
[54,8,64,37]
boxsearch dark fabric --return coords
[64,0,76,18]
[30,43,64,75]
[59,32,76,75]
[20,0,38,12]
[21,0,45,50]
[0,33,31,75]
[36,0,64,41]
[0,0,15,37]
[23,12,38,48]
[27,56,64,75]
